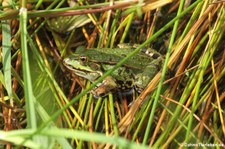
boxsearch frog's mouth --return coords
[63,58,102,82]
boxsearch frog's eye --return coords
[79,56,88,64]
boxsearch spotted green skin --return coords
[63,46,164,97]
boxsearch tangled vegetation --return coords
[0,0,225,148]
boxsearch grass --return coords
[0,0,225,148]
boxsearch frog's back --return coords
[76,47,154,70]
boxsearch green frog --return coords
[63,45,164,97]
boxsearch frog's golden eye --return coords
[79,56,88,64]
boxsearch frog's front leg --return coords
[91,76,117,97]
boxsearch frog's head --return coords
[63,55,102,82]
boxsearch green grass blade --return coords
[2,20,12,103]
[0,128,149,149]
[109,93,119,136]
[19,8,37,129]
[120,12,134,43]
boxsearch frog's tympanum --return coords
[63,45,164,97]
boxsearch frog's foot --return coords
[91,76,117,97]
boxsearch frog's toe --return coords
[91,90,105,99]
[92,92,100,99]
[91,88,110,98]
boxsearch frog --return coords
[63,45,164,97]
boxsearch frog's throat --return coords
[72,69,102,82]
[64,58,103,81]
